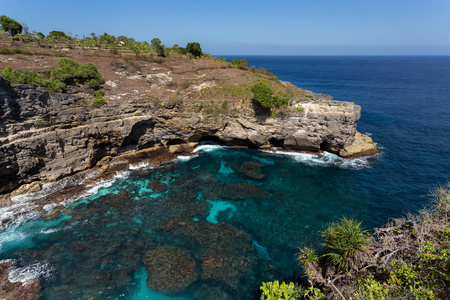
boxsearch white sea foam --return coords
[193,144,225,153]
[0,211,40,253]
[82,170,130,199]
[176,154,199,162]
[261,149,372,169]
[129,162,153,170]
[40,228,59,234]
[8,261,53,285]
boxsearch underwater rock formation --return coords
[143,246,198,295]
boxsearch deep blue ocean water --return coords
[1,56,449,299]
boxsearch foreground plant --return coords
[320,217,368,271]
[262,184,450,300]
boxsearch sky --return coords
[1,0,449,55]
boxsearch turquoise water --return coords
[0,146,378,299]
[1,56,450,299]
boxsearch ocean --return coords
[1,56,449,299]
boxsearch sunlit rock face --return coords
[0,78,374,194]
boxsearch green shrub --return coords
[252,82,274,108]
[98,32,116,45]
[151,38,165,57]
[320,217,368,270]
[109,48,119,55]
[48,30,71,40]
[0,47,33,55]
[1,58,104,92]
[260,281,304,300]
[273,95,289,108]
[50,58,105,89]
[95,89,105,97]
[231,59,248,69]
[0,15,22,36]
[297,246,319,269]
[91,96,106,107]
[186,42,202,58]
[43,78,66,92]
[1,66,45,86]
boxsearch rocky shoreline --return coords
[0,76,376,201]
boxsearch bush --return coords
[1,66,45,86]
[47,30,71,41]
[50,58,105,89]
[95,89,105,97]
[231,59,248,69]
[186,42,202,58]
[260,281,304,300]
[252,82,274,108]
[0,15,22,36]
[98,32,116,45]
[273,95,289,108]
[151,38,165,57]
[297,246,319,270]
[1,58,104,92]
[320,217,368,271]
[91,96,106,107]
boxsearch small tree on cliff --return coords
[0,15,23,36]
[186,42,202,58]
[151,38,165,57]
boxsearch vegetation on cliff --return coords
[1,58,104,92]
[0,15,22,36]
[261,184,450,300]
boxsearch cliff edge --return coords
[0,45,376,194]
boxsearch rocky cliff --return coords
[0,75,376,195]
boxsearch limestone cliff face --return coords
[0,78,375,194]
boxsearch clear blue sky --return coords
[1,0,449,55]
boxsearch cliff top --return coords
[0,34,329,116]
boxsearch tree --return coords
[98,33,116,45]
[48,31,70,40]
[0,15,23,36]
[186,42,202,58]
[151,37,165,57]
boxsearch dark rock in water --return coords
[95,272,111,283]
[143,246,198,295]
[44,210,61,220]
[72,244,86,252]
[200,245,256,292]
[169,221,259,293]
[161,220,175,231]
[240,161,267,180]
[104,189,130,208]
[161,175,173,182]
[174,221,253,253]
[0,262,41,300]
[202,181,269,200]
[138,169,151,176]
[148,180,169,193]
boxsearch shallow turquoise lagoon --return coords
[0,145,382,299]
